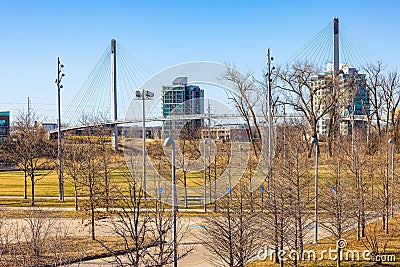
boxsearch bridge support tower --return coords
[111,39,118,150]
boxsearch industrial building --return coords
[201,124,250,142]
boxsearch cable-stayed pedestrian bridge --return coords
[54,18,377,145]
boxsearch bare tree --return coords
[0,209,10,266]
[376,139,391,234]
[256,121,313,267]
[362,223,392,264]
[200,182,263,267]
[332,128,370,241]
[223,65,262,155]
[100,167,192,267]
[3,208,73,267]
[97,124,119,212]
[273,122,313,267]
[63,139,82,211]
[4,111,54,206]
[381,70,400,135]
[177,126,201,209]
[275,62,337,140]
[222,64,268,215]
[364,62,385,137]
[74,133,104,240]
[101,171,150,267]
[0,140,29,199]
[320,150,357,267]
[144,193,193,266]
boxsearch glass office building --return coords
[162,77,204,138]
[0,111,10,142]
[310,64,369,135]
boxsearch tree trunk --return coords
[103,154,109,212]
[279,203,284,267]
[73,176,78,211]
[105,175,109,212]
[30,174,35,206]
[91,202,95,240]
[273,195,279,264]
[90,180,95,240]
[24,168,27,199]
[361,198,366,237]
[184,172,188,209]
[297,174,304,256]
[294,218,298,267]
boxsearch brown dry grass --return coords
[249,215,400,267]
[0,236,133,267]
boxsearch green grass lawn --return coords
[0,170,130,198]
[0,170,66,197]
[0,169,161,207]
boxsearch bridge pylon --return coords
[111,39,118,150]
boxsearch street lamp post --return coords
[311,136,319,244]
[388,138,395,219]
[163,137,177,267]
[136,90,154,200]
[265,48,274,197]
[55,57,65,202]
[203,139,208,212]
[239,144,243,169]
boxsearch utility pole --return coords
[265,48,274,197]
[55,57,65,202]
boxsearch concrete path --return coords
[0,207,337,267]
[66,217,212,267]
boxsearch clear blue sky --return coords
[1,0,399,122]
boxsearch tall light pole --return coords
[239,144,243,169]
[389,138,395,219]
[163,137,177,267]
[55,57,65,202]
[283,104,286,160]
[311,136,319,244]
[136,90,154,200]
[265,48,274,197]
[203,139,208,212]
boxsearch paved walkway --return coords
[0,206,337,266]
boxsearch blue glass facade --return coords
[162,77,204,138]
[0,111,10,142]
[311,65,369,135]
